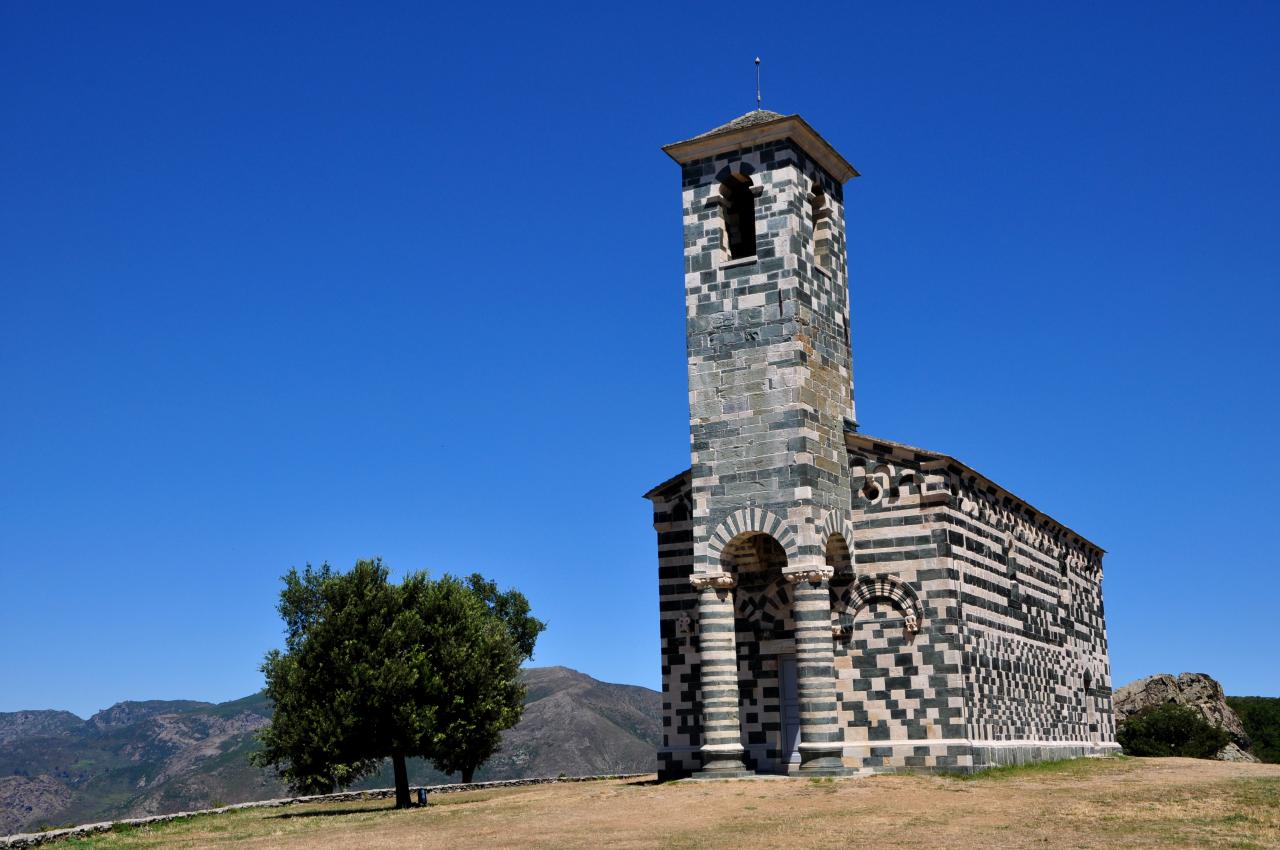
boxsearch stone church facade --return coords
[645,110,1120,778]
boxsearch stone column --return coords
[787,568,845,774]
[691,572,747,776]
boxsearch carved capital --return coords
[783,568,832,586]
[690,572,736,591]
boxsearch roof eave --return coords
[844,432,1107,554]
[662,114,859,184]
[643,468,692,500]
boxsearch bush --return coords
[1117,703,1230,758]
[1226,696,1280,764]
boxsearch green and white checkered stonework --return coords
[645,111,1119,779]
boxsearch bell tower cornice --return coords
[662,110,859,184]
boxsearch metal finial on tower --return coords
[755,57,762,109]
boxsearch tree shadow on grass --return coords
[269,804,419,820]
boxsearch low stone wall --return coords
[0,773,650,848]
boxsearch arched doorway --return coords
[721,532,795,773]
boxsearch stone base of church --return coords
[660,740,1122,781]
[783,764,850,777]
[968,740,1123,771]
[841,739,1124,774]
[688,769,756,780]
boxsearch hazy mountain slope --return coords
[348,667,660,789]
[478,667,659,778]
[0,698,277,833]
[0,667,659,834]
[0,712,83,745]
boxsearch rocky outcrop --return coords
[1114,673,1259,762]
[87,701,211,733]
[1217,742,1257,762]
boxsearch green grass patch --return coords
[426,791,498,806]
[952,755,1130,781]
[61,837,115,850]
[1228,776,1280,808]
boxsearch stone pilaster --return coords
[690,572,747,776]
[787,568,845,774]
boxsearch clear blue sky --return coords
[2,2,1277,718]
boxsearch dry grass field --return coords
[51,757,1280,850]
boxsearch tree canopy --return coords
[251,559,545,807]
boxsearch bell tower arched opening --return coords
[720,174,758,260]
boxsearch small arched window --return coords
[811,184,832,272]
[720,175,757,260]
[824,533,853,573]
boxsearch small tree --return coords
[1117,703,1231,758]
[252,559,544,806]
[252,560,440,808]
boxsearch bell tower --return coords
[663,110,859,582]
[663,110,858,775]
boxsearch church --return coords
[645,109,1121,777]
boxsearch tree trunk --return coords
[462,766,474,784]
[392,752,410,809]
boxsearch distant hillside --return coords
[0,667,659,835]
[472,666,660,778]
[0,711,83,745]
[1226,696,1280,764]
